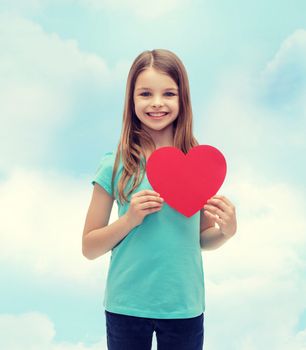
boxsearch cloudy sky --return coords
[1,1,306,349]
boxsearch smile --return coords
[146,112,169,118]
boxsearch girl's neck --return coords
[141,125,175,160]
[142,141,174,161]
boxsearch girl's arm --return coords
[82,184,136,260]
[200,226,230,250]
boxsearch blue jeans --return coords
[105,310,204,350]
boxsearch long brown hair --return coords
[111,49,199,205]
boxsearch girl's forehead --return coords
[135,68,177,89]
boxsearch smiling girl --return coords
[82,49,237,350]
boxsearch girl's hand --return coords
[125,189,164,228]
[203,195,237,239]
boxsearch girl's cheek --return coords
[136,100,147,107]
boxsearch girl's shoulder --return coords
[104,151,114,156]
[95,151,116,171]
[97,151,124,174]
[99,151,115,162]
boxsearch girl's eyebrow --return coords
[136,87,178,91]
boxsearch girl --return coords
[82,49,237,350]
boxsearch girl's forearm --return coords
[200,226,230,250]
[82,214,136,260]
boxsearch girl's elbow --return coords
[82,241,94,260]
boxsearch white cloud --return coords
[197,29,306,349]
[256,28,306,120]
[201,29,306,161]
[0,12,125,289]
[203,177,306,349]
[0,166,120,290]
[1,0,189,19]
[0,12,127,171]
[80,0,189,20]
[0,14,124,292]
[0,312,106,350]
[262,29,306,77]
[0,311,161,350]
[0,0,44,15]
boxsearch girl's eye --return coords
[139,92,176,97]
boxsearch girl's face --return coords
[133,68,179,132]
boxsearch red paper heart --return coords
[146,145,227,217]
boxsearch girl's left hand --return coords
[203,195,237,239]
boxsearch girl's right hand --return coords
[125,189,164,228]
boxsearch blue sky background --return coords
[1,1,306,349]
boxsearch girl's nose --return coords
[152,97,163,107]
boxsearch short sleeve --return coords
[91,152,114,196]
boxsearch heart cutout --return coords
[146,145,227,217]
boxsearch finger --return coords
[205,209,224,221]
[132,189,160,198]
[207,197,230,212]
[204,198,229,212]
[140,201,162,210]
[214,215,223,227]
[138,195,164,204]
[204,211,224,228]
[204,206,226,219]
[211,195,234,208]
[204,210,216,219]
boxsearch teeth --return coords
[147,112,167,117]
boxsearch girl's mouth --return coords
[146,112,169,119]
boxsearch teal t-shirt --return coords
[91,151,205,319]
